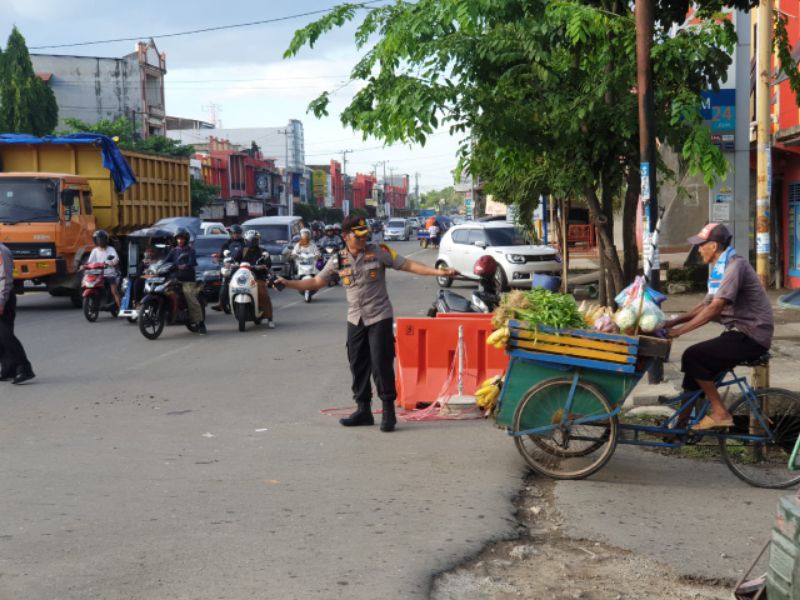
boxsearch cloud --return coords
[5,0,82,20]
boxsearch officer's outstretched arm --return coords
[277,275,328,291]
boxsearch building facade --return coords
[31,40,167,138]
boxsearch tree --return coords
[286,0,754,296]
[0,27,58,135]
[60,116,194,157]
[190,178,220,217]
[419,186,462,212]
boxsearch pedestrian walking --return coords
[0,243,35,384]
[277,215,458,431]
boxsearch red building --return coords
[198,136,282,219]
[384,174,409,210]
[351,173,377,210]
[762,3,800,288]
[330,160,345,209]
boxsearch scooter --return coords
[295,251,319,302]
[427,255,501,316]
[137,262,207,340]
[229,253,271,332]
[80,261,119,322]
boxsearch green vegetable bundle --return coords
[492,289,586,330]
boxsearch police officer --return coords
[213,224,246,312]
[0,242,35,384]
[277,215,458,432]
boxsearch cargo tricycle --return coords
[495,320,800,489]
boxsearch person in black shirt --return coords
[164,228,206,334]
[213,224,246,312]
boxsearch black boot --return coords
[339,402,374,427]
[380,400,397,432]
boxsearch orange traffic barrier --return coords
[394,315,509,410]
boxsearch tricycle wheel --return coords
[719,388,800,489]
[512,378,618,480]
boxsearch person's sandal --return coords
[690,415,733,431]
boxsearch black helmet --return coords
[93,230,109,246]
[244,229,261,247]
[174,227,191,243]
[230,224,243,235]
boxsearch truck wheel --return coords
[83,296,99,322]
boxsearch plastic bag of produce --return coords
[614,276,666,307]
[613,275,666,333]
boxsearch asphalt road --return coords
[3,239,792,599]
[0,240,524,600]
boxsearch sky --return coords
[2,0,463,192]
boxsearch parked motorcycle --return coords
[80,261,119,322]
[137,262,207,340]
[295,251,320,302]
[427,255,501,316]
[229,252,272,332]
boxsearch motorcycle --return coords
[80,261,119,322]
[427,256,501,316]
[295,251,320,302]
[137,262,207,340]
[319,245,339,287]
[218,251,235,314]
[229,252,271,332]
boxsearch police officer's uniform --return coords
[318,238,406,430]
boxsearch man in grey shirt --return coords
[0,243,34,384]
[665,224,772,430]
[278,215,457,432]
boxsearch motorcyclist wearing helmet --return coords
[234,230,275,328]
[332,223,344,247]
[213,224,246,312]
[291,228,318,259]
[85,229,121,307]
[319,224,340,250]
[164,228,206,334]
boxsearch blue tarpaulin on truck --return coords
[0,133,137,193]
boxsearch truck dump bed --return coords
[0,136,190,233]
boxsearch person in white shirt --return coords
[85,230,121,308]
[291,228,318,258]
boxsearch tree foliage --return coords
[0,27,58,135]
[61,116,194,157]
[419,186,462,211]
[286,0,750,295]
[190,178,221,217]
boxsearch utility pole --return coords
[756,0,773,288]
[414,172,420,210]
[277,128,292,216]
[635,0,662,383]
[341,149,352,215]
[389,167,395,210]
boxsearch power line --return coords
[29,2,385,50]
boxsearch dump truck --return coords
[0,134,190,305]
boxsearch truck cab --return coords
[0,173,96,298]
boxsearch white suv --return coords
[435,221,560,290]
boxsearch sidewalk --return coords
[628,289,800,406]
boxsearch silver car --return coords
[383,218,412,241]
